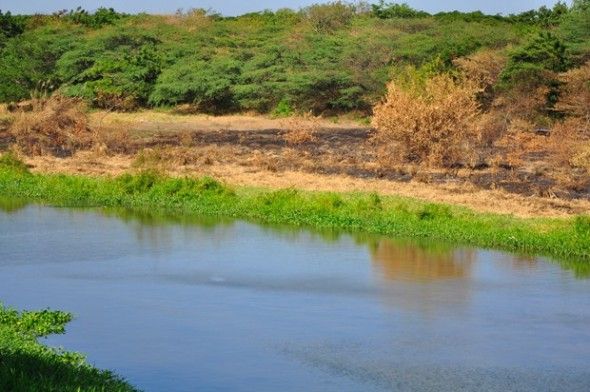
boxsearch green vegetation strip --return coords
[0,303,136,392]
[1,153,589,276]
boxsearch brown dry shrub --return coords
[372,73,485,168]
[493,83,551,123]
[549,118,590,169]
[556,61,590,127]
[544,63,590,181]
[8,96,93,156]
[494,119,545,168]
[94,91,138,112]
[282,116,319,145]
[453,50,507,89]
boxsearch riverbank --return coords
[1,153,589,274]
[3,103,589,211]
[0,303,136,391]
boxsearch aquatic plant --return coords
[0,303,136,391]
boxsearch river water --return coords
[0,203,589,391]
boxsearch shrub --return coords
[372,70,484,167]
[303,2,356,33]
[570,142,590,171]
[506,3,569,27]
[282,116,319,145]
[559,0,590,54]
[118,170,160,193]
[0,26,79,102]
[61,7,125,28]
[57,31,161,110]
[547,62,590,174]
[8,95,93,156]
[500,32,571,114]
[372,2,430,19]
[272,99,294,117]
[150,57,241,113]
[0,10,26,45]
[453,49,507,108]
[556,61,590,123]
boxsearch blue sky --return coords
[1,1,565,16]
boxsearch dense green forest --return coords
[0,1,589,115]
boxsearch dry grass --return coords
[21,154,590,218]
[453,49,507,91]
[88,110,361,134]
[8,96,93,156]
[556,61,590,124]
[282,116,319,145]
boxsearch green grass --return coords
[0,156,589,277]
[0,303,136,392]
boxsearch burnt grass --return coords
[2,119,588,200]
[135,126,590,201]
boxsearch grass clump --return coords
[417,204,453,221]
[0,303,136,392]
[0,151,28,173]
[575,215,590,235]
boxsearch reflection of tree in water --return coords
[510,254,539,271]
[370,238,476,282]
[98,207,237,252]
[368,238,477,315]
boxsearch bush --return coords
[0,26,79,102]
[547,62,590,174]
[559,0,590,54]
[556,61,590,122]
[418,203,453,220]
[303,2,356,33]
[372,70,484,167]
[372,2,430,19]
[506,3,569,27]
[61,7,125,28]
[8,95,93,156]
[500,32,571,114]
[453,49,507,108]
[0,10,26,46]
[57,31,161,110]
[272,99,294,117]
[150,57,241,113]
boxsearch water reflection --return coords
[3,199,589,279]
[77,204,590,280]
[0,197,27,213]
[369,239,475,282]
[99,207,238,251]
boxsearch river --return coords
[1,203,589,391]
